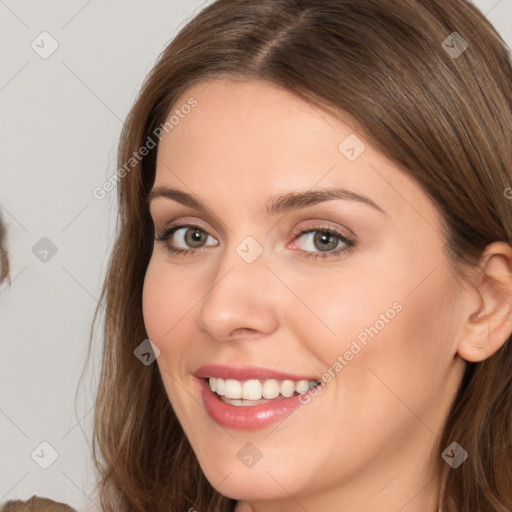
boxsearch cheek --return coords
[141,258,200,426]
[332,265,459,432]
[142,257,198,344]
[294,252,457,408]
[285,266,403,365]
[142,261,170,343]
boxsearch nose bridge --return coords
[196,234,279,341]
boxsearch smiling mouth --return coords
[207,376,320,406]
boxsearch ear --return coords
[457,241,512,362]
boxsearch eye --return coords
[155,222,356,260]
[290,225,355,260]
[155,225,218,255]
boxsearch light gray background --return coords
[0,1,511,510]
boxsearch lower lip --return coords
[197,378,308,430]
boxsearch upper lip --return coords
[194,364,318,382]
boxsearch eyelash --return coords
[155,223,356,260]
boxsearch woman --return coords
[88,0,512,511]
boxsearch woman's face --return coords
[143,79,468,509]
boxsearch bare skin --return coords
[142,78,512,512]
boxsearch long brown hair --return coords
[0,212,9,284]
[85,1,512,510]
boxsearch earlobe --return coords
[457,242,512,363]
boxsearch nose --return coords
[196,243,280,343]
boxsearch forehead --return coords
[157,78,337,165]
[153,78,438,225]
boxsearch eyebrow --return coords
[147,185,386,216]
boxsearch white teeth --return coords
[208,377,317,400]
[262,379,280,399]
[224,379,242,399]
[242,380,263,400]
[295,380,310,394]
[215,378,225,396]
[280,380,295,398]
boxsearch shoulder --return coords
[0,495,77,512]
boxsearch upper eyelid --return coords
[157,220,219,241]
[159,224,354,262]
[152,214,221,237]
[158,222,353,246]
[149,207,229,239]
[149,199,364,239]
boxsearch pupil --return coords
[315,231,336,251]
[187,229,204,247]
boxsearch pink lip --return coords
[193,364,318,382]
[197,377,315,430]
[193,364,321,430]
